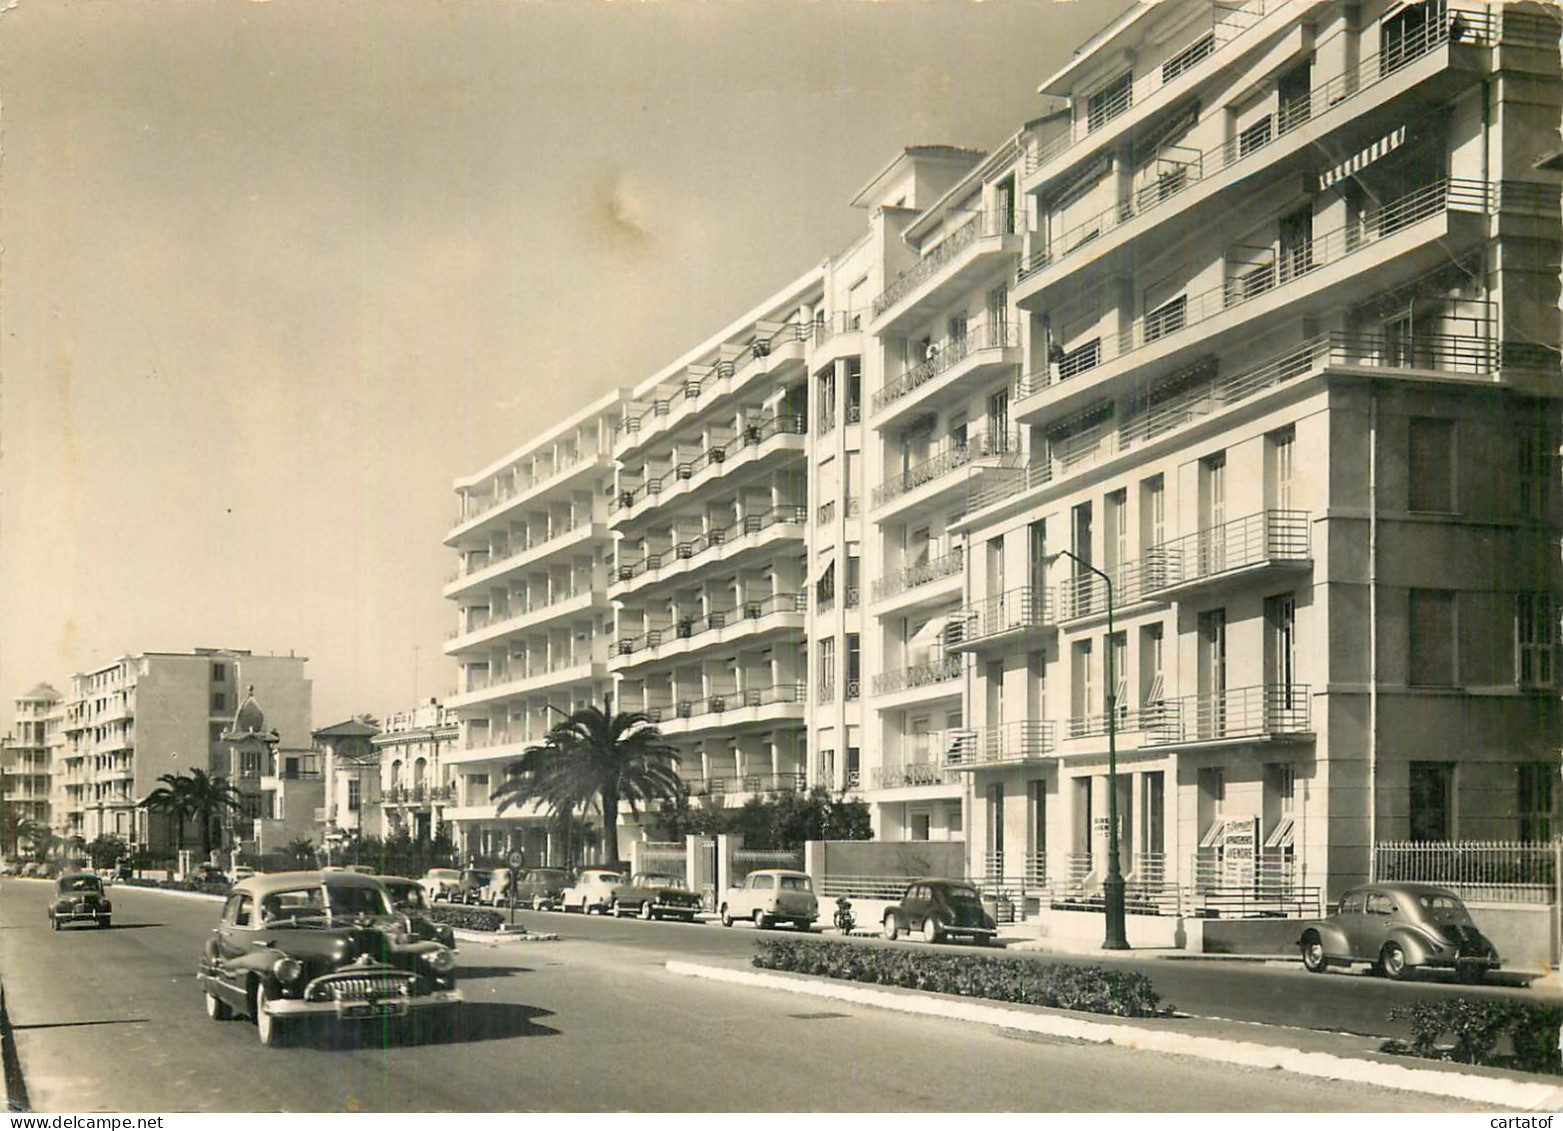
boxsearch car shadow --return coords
[297,1002,559,1050]
[451,965,530,979]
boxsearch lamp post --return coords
[1047,549,1130,950]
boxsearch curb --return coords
[667,961,1563,1110]
[452,928,560,945]
[0,982,29,1113]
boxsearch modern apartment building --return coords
[2,683,63,834]
[375,699,459,843]
[57,649,312,853]
[441,390,627,861]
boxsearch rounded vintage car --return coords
[374,874,458,951]
[610,872,703,922]
[49,872,112,930]
[720,868,816,931]
[1297,882,1502,982]
[882,879,997,945]
[559,868,626,914]
[420,867,463,903]
[197,871,462,1047]
[512,868,572,911]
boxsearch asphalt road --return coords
[0,880,1517,1113]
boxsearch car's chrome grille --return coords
[306,972,420,1003]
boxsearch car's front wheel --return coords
[720,906,734,928]
[883,913,900,941]
[921,916,942,944]
[754,910,771,930]
[610,899,625,918]
[1379,942,1412,981]
[639,900,655,921]
[1300,932,1330,974]
[205,989,233,1021]
[254,982,287,1047]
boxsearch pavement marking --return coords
[668,960,1563,1110]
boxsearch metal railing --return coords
[871,319,1021,413]
[614,504,807,584]
[383,784,456,805]
[817,500,836,526]
[645,682,807,725]
[871,210,1016,319]
[870,655,962,696]
[453,447,595,528]
[1142,683,1311,746]
[1375,839,1558,904]
[615,592,808,657]
[951,721,1056,766]
[450,519,594,584]
[871,759,961,789]
[872,546,964,602]
[1146,509,1310,592]
[946,586,1053,647]
[872,431,1014,508]
[813,311,864,347]
[682,772,807,798]
[614,413,807,512]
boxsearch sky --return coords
[0,0,1129,729]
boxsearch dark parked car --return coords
[375,875,458,951]
[196,871,461,1047]
[508,868,572,911]
[1298,882,1501,982]
[49,873,112,930]
[882,879,997,945]
[610,872,703,921]
[456,869,491,905]
[188,864,231,887]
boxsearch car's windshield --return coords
[588,873,624,884]
[1416,894,1474,923]
[62,877,101,893]
[388,884,428,910]
[778,875,812,891]
[261,888,328,923]
[327,884,393,917]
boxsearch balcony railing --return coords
[872,547,964,603]
[453,447,595,528]
[1146,509,1310,593]
[871,759,961,789]
[872,431,1014,509]
[946,586,1053,648]
[1142,683,1311,746]
[616,592,808,657]
[682,772,807,798]
[614,504,807,584]
[817,500,836,525]
[614,413,808,512]
[446,586,597,643]
[951,721,1056,767]
[871,319,1020,414]
[646,682,807,725]
[615,322,810,437]
[1015,178,1490,401]
[449,519,595,584]
[871,655,963,696]
[813,310,864,347]
[383,784,456,806]
[871,210,1016,320]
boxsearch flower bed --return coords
[752,937,1168,1018]
[1384,998,1562,1076]
[423,905,506,933]
[118,877,230,896]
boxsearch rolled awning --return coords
[1319,126,1408,190]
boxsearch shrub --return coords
[1388,998,1563,1075]
[423,905,505,932]
[117,877,229,895]
[752,937,1168,1018]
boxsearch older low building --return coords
[374,700,458,843]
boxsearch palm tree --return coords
[184,769,242,859]
[144,773,195,858]
[491,740,583,868]
[284,837,316,866]
[507,700,685,867]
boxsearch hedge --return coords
[118,877,230,896]
[753,937,1168,1018]
[423,905,505,932]
[1386,998,1562,1076]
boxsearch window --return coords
[1518,431,1552,520]
[845,635,861,699]
[1518,763,1554,841]
[1267,426,1296,511]
[211,692,227,713]
[911,810,932,841]
[1409,589,1457,686]
[1140,624,1165,716]
[1365,892,1395,916]
[988,388,1010,449]
[945,801,964,836]
[1265,593,1298,709]
[1071,641,1094,726]
[1107,632,1128,726]
[817,638,836,699]
[1409,762,1454,841]
[347,778,361,813]
[1086,72,1133,132]
[1408,418,1456,512]
[985,784,1005,857]
[211,663,226,684]
[1517,593,1556,687]
[240,751,261,778]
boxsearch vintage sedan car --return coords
[480,867,515,906]
[49,872,112,930]
[188,864,231,887]
[512,868,572,911]
[420,868,463,903]
[455,868,491,905]
[720,869,816,930]
[1298,882,1501,982]
[559,868,626,914]
[882,879,996,945]
[610,872,703,921]
[197,871,461,1047]
[374,875,458,951]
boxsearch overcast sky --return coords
[0,0,1127,729]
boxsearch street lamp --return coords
[1047,548,1130,951]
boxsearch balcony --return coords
[872,431,1013,515]
[612,593,809,672]
[870,757,961,790]
[945,587,1055,653]
[1143,510,1311,600]
[444,589,604,654]
[871,655,962,698]
[446,450,609,544]
[445,659,606,709]
[443,521,601,599]
[870,319,1022,425]
[870,211,1021,334]
[1056,556,1170,622]
[1014,178,1492,421]
[948,721,1057,769]
[646,683,808,736]
[1142,683,1312,748]
[682,772,807,800]
[1017,7,1493,301]
[612,413,807,525]
[383,784,456,807]
[872,547,965,606]
[612,504,807,600]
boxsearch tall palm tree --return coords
[491,740,583,868]
[184,769,243,859]
[144,773,195,857]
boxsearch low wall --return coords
[805,840,965,888]
[1036,906,1204,951]
[1201,918,1308,956]
[1467,902,1554,972]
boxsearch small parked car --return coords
[197,871,461,1047]
[188,864,231,887]
[49,872,112,930]
[611,872,703,921]
[720,869,816,930]
[481,867,515,907]
[421,868,463,903]
[455,868,491,905]
[882,879,997,945]
[1298,882,1501,982]
[512,868,572,911]
[231,866,257,883]
[375,875,458,951]
[560,868,626,914]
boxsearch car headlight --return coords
[274,957,305,986]
[426,948,457,974]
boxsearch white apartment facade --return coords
[2,683,63,834]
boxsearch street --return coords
[0,879,1524,1112]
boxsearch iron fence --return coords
[1374,839,1558,904]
